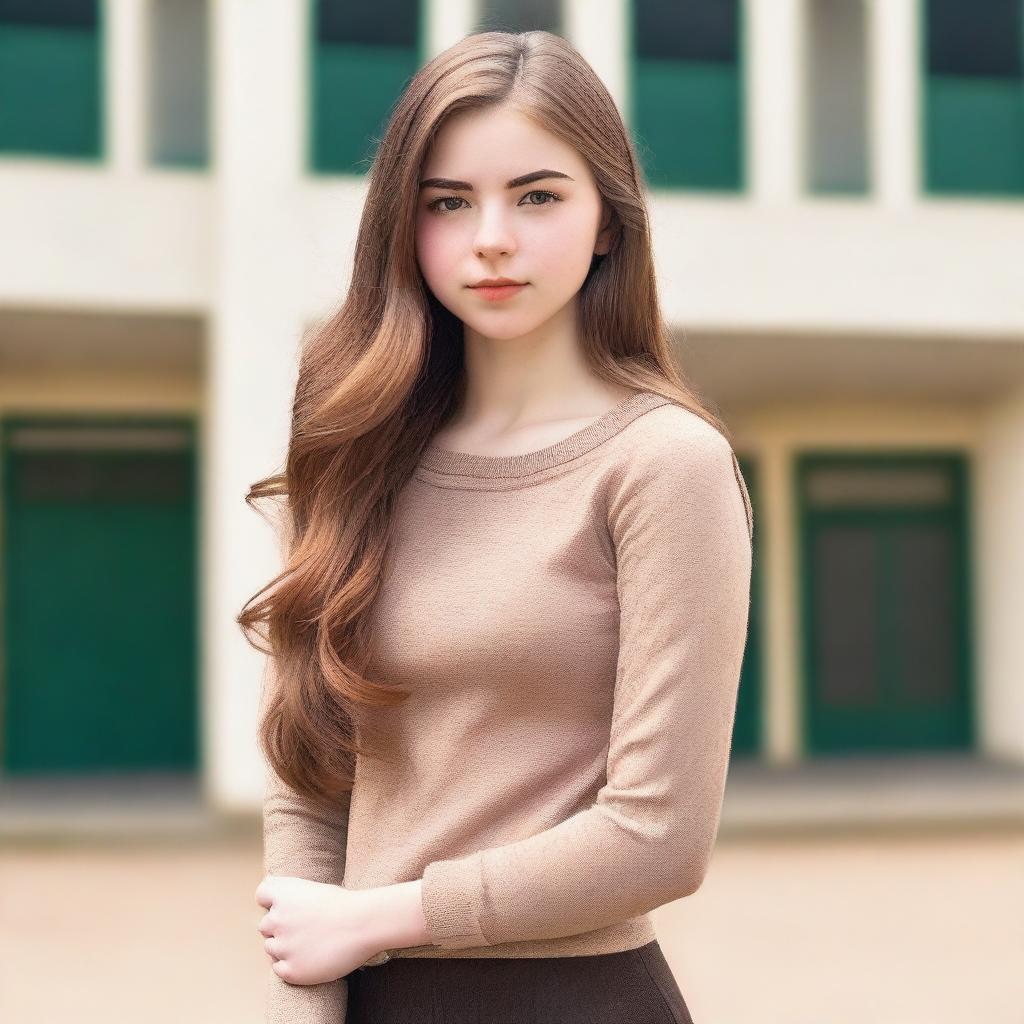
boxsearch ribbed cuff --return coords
[420,851,490,948]
[265,971,347,1024]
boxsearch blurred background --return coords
[0,1,1022,1021]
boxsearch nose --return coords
[473,203,517,260]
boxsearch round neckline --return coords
[418,390,672,480]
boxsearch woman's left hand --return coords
[255,874,379,985]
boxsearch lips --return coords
[470,282,527,301]
[470,279,526,288]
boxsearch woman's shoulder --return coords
[603,396,752,542]
[607,395,734,470]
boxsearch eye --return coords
[425,189,562,214]
[426,195,467,214]
[519,189,561,207]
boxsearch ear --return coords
[594,198,615,256]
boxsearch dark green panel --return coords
[731,454,762,758]
[798,452,973,755]
[312,41,421,174]
[315,0,418,47]
[310,0,423,175]
[924,76,1024,195]
[0,0,96,29]
[631,59,743,189]
[0,3,102,158]
[925,0,1021,78]
[633,0,738,62]
[3,419,199,775]
[476,0,562,34]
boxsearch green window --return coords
[0,0,102,158]
[806,0,870,195]
[475,0,562,33]
[923,0,1024,196]
[310,0,423,175]
[629,0,744,190]
[148,0,209,168]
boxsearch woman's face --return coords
[414,104,612,343]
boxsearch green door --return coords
[798,452,973,754]
[731,453,762,757]
[2,417,199,775]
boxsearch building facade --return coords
[1,0,1022,815]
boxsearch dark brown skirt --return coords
[346,939,694,1024]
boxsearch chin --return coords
[463,318,540,341]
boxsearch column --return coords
[206,0,309,810]
[106,0,148,174]
[867,0,920,206]
[747,0,805,202]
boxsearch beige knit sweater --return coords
[262,390,754,1021]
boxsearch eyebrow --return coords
[418,168,575,191]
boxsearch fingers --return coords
[254,874,275,909]
[272,959,294,983]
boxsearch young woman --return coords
[245,29,753,1024]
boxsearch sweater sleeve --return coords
[262,762,353,1023]
[419,422,754,949]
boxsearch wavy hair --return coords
[238,29,734,810]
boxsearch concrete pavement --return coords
[2,825,1020,1023]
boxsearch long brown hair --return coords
[238,29,733,810]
